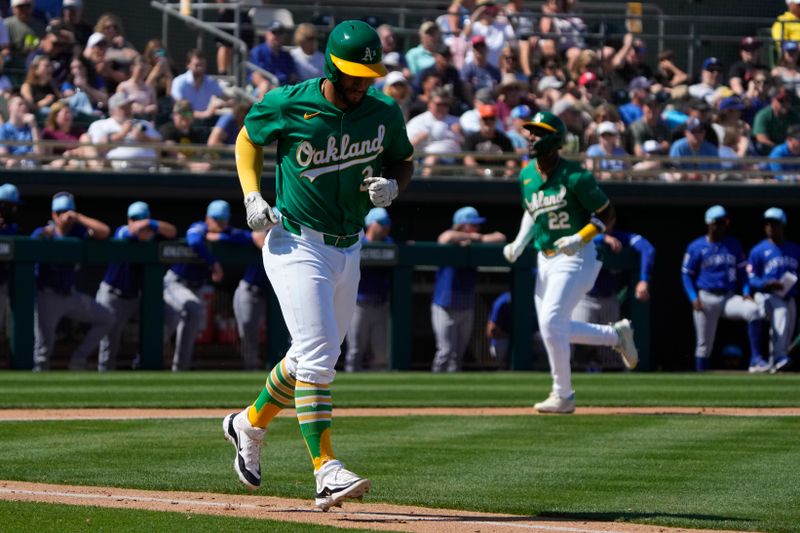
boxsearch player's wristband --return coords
[577,222,602,244]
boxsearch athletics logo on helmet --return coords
[324,20,387,82]
[522,111,566,157]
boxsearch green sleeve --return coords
[382,102,414,164]
[572,169,609,213]
[752,108,768,136]
[244,88,285,146]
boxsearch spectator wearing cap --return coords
[463,103,517,177]
[753,87,800,154]
[767,123,800,180]
[586,121,628,179]
[96,201,177,371]
[460,34,501,96]
[377,24,411,79]
[669,117,720,179]
[729,37,767,97]
[85,21,133,94]
[85,92,162,170]
[115,56,158,117]
[173,49,231,120]
[772,41,800,98]
[610,33,654,90]
[772,0,800,52]
[495,72,530,129]
[406,70,444,120]
[31,191,113,371]
[432,207,506,372]
[159,99,211,171]
[689,57,724,105]
[618,76,650,125]
[165,200,259,371]
[62,0,91,46]
[0,94,40,167]
[505,104,533,153]
[25,18,75,86]
[344,207,395,372]
[747,207,800,373]
[462,0,515,68]
[671,100,720,147]
[629,93,671,157]
[381,71,413,120]
[583,102,624,148]
[406,21,441,76]
[459,85,499,134]
[4,0,46,65]
[534,74,564,111]
[289,23,324,82]
[577,71,607,111]
[654,49,688,89]
[417,44,468,114]
[0,184,20,335]
[406,86,464,177]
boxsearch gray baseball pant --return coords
[33,287,114,371]
[693,290,761,359]
[431,303,474,372]
[232,280,267,370]
[96,282,140,371]
[571,294,621,369]
[163,270,206,372]
[755,292,796,359]
[345,301,390,371]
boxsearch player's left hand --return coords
[362,177,398,207]
[635,280,650,302]
[554,233,584,256]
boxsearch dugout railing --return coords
[0,237,649,372]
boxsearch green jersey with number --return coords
[518,159,609,251]
[245,78,413,236]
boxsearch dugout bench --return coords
[0,238,650,371]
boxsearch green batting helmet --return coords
[523,111,566,157]
[324,20,387,83]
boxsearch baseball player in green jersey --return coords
[503,111,638,414]
[223,20,414,510]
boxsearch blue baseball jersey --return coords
[31,223,89,294]
[589,230,655,298]
[357,235,393,305]
[0,223,17,285]
[747,239,800,297]
[170,221,252,285]
[432,266,477,310]
[103,224,165,297]
[681,235,749,302]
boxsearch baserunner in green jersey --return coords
[503,111,639,414]
[223,20,414,510]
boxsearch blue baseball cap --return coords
[704,205,728,224]
[782,40,799,53]
[364,207,391,227]
[206,199,231,221]
[51,191,76,212]
[718,96,745,111]
[0,183,21,204]
[510,104,532,120]
[764,207,787,224]
[127,201,150,220]
[453,206,486,225]
[702,57,721,71]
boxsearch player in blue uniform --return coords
[96,201,177,371]
[164,200,259,371]
[232,232,268,370]
[747,207,800,372]
[0,184,21,336]
[486,291,512,368]
[681,205,764,371]
[31,191,113,371]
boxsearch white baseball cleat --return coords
[223,410,266,491]
[314,459,371,511]
[534,392,576,414]
[612,319,639,369]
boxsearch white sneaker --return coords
[612,319,639,369]
[534,392,576,414]
[314,459,371,511]
[223,410,266,490]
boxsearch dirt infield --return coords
[0,480,751,533]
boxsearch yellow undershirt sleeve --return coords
[235,128,264,196]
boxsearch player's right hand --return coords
[244,191,277,231]
[692,298,704,311]
[503,242,524,264]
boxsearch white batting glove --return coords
[361,177,399,207]
[244,191,277,231]
[503,242,525,264]
[553,233,584,256]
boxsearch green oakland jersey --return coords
[519,159,609,251]
[245,78,413,236]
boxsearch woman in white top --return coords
[115,56,157,117]
[289,23,324,81]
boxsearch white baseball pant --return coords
[263,221,362,385]
[535,245,619,398]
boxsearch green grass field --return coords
[0,372,799,533]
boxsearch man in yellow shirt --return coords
[772,0,800,51]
